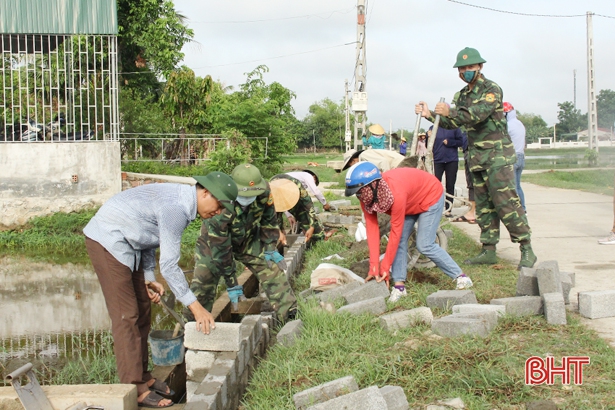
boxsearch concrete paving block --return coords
[560,273,573,304]
[543,292,567,325]
[339,215,355,224]
[536,260,562,296]
[452,311,499,330]
[561,271,575,287]
[278,319,304,347]
[241,315,263,347]
[293,375,359,410]
[192,368,228,409]
[452,303,506,317]
[184,322,242,351]
[443,229,453,239]
[305,385,387,410]
[185,349,216,381]
[329,199,352,209]
[516,267,538,296]
[380,385,409,410]
[490,296,543,316]
[0,384,138,410]
[337,296,387,316]
[379,307,433,332]
[317,281,363,303]
[425,290,478,310]
[578,290,615,319]
[431,316,492,338]
[344,280,390,304]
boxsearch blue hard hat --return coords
[344,161,382,196]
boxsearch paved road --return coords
[451,170,615,347]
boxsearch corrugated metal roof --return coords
[0,0,117,35]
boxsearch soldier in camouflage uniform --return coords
[184,163,297,322]
[415,47,537,269]
[270,173,325,244]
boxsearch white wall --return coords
[0,142,121,228]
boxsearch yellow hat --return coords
[401,137,406,142]
[269,179,300,212]
[368,124,385,135]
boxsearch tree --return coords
[597,89,615,130]
[117,0,194,95]
[517,112,550,144]
[301,98,346,150]
[556,101,586,137]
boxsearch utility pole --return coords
[312,129,316,154]
[344,79,351,152]
[351,0,367,151]
[573,69,577,109]
[587,11,599,152]
[389,119,392,150]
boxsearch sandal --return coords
[149,379,175,399]
[138,391,173,408]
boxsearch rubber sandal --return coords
[149,379,175,399]
[138,391,173,408]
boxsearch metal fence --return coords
[1,34,119,142]
[120,134,227,164]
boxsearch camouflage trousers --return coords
[184,234,297,322]
[472,164,531,247]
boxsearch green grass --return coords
[523,169,615,196]
[242,225,615,409]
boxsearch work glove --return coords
[227,285,246,311]
[264,250,287,271]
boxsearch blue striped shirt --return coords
[84,183,198,307]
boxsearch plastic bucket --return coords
[149,330,185,366]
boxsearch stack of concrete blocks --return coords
[335,281,390,316]
[327,199,352,211]
[503,260,572,325]
[426,290,502,338]
[292,375,409,410]
[183,315,273,410]
[284,235,307,280]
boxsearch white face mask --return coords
[236,196,257,206]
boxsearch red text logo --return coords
[525,356,590,385]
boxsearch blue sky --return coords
[174,0,615,130]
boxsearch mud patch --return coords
[407,270,440,284]
[574,263,615,270]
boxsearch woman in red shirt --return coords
[345,162,473,302]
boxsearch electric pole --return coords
[587,11,598,152]
[344,79,351,152]
[573,69,577,109]
[351,0,367,151]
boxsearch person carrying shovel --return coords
[185,163,297,325]
[84,171,238,408]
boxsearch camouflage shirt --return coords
[198,182,279,277]
[429,74,516,172]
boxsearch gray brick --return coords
[317,281,363,303]
[542,292,567,325]
[578,290,615,319]
[536,260,562,296]
[452,311,499,330]
[561,271,575,287]
[344,281,390,304]
[380,385,409,410]
[305,385,387,410]
[516,267,538,296]
[490,296,543,316]
[329,199,351,209]
[560,273,573,304]
[277,319,304,347]
[337,296,387,316]
[184,322,242,352]
[452,303,506,317]
[241,315,263,347]
[431,316,492,338]
[426,290,477,310]
[185,350,216,381]
[293,375,359,410]
[379,307,433,332]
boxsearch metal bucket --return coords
[148,330,184,366]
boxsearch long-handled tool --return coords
[424,97,446,175]
[145,281,185,330]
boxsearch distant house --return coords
[576,128,615,141]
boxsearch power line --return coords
[446,0,594,18]
[188,7,354,24]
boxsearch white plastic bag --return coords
[355,221,367,242]
[310,263,364,291]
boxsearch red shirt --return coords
[361,168,443,274]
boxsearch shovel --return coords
[145,281,186,331]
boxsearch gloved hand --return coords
[264,250,287,270]
[227,285,245,310]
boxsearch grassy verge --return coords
[523,169,615,196]
[241,225,615,409]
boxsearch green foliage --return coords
[205,129,253,174]
[556,101,586,137]
[300,98,348,150]
[523,169,615,196]
[517,112,550,144]
[597,89,615,130]
[585,148,599,167]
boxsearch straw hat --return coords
[341,149,364,171]
[269,179,300,212]
[401,137,406,142]
[368,124,385,135]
